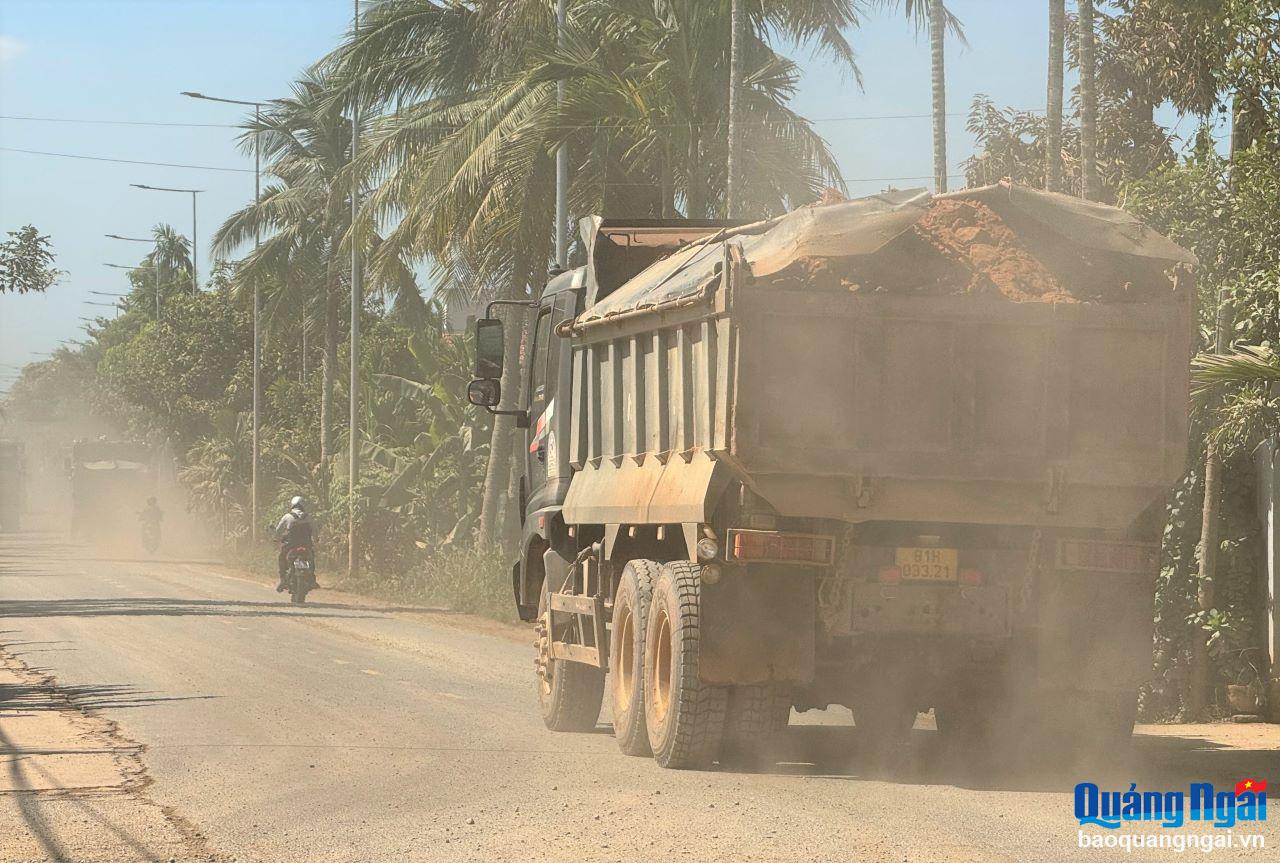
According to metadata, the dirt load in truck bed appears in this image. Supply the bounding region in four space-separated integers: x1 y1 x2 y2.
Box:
913 199 1070 302
771 196 1173 303
574 181 1198 328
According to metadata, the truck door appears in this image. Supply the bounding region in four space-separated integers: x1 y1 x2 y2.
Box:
524 290 579 520
525 303 555 506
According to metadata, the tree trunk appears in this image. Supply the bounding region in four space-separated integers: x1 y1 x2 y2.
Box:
494 308 530 551
1189 288 1231 719
1078 0 1098 200
929 0 947 194
477 281 526 548
686 127 705 218
726 0 743 218
1045 0 1065 192
661 140 674 218
501 421 524 553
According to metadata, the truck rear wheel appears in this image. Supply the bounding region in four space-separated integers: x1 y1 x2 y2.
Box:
722 683 792 765
535 572 606 732
610 559 661 756
644 561 728 769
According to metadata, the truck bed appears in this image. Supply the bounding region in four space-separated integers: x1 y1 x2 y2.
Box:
733 289 1193 528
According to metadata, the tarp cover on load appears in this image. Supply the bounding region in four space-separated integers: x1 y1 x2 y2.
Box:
575 181 1196 326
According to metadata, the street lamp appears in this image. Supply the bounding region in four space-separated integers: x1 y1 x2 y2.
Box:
106 234 162 320
129 184 203 296
182 89 266 544
104 261 161 320
84 299 123 319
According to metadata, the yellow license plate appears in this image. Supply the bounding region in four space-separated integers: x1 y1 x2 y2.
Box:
895 547 958 581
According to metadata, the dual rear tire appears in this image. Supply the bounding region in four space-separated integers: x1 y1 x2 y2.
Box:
642 561 730 769
536 558 792 770
609 559 661 755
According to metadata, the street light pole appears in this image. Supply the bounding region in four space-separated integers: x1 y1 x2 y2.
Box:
349 0 363 578
106 234 161 319
181 91 266 544
129 184 203 295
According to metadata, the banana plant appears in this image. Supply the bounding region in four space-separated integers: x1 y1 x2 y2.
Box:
362 303 492 547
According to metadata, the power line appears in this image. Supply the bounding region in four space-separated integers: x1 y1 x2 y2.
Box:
0 108 1045 133
0 146 253 174
0 114 237 129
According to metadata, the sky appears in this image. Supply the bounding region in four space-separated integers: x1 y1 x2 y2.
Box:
0 0 1197 386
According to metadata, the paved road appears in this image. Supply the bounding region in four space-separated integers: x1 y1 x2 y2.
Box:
2 533 1277 862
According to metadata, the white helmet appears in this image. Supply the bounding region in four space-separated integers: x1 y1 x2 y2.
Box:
290 495 306 511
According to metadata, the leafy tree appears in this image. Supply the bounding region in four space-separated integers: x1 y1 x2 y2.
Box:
1125 137 1280 718
331 0 959 547
95 274 252 446
1079 0 1099 198
0 225 62 294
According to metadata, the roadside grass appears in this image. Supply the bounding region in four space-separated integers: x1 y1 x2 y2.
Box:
233 543 517 623
377 546 516 623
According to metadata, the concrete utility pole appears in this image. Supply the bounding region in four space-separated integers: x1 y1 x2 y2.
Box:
349 0 363 578
181 91 266 544
726 0 743 218
555 0 568 270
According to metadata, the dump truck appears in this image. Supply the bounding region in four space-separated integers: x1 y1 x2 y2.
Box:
468 182 1197 769
67 438 155 545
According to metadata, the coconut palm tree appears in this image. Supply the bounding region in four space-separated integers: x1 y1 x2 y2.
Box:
146 224 192 284
329 0 870 544
929 0 947 192
1045 0 1065 192
880 1 963 193
1193 345 1280 392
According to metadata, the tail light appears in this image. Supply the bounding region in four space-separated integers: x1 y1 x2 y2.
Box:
877 566 901 584
959 568 984 586
727 530 835 565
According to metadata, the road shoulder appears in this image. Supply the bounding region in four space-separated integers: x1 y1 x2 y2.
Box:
0 648 221 863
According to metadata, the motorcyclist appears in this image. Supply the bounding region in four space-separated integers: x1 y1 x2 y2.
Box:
274 496 315 593
138 497 163 551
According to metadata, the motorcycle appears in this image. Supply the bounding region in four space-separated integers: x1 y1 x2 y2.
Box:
283 546 317 604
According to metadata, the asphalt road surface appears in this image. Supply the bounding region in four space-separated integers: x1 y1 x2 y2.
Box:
2 532 1277 862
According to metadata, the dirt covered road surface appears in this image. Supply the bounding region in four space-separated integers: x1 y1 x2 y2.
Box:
2 533 1276 862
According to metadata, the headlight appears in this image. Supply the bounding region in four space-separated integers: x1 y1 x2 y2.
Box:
696 537 719 560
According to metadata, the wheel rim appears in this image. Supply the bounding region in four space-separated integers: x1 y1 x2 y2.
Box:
537 610 555 700
616 602 636 712
649 604 673 726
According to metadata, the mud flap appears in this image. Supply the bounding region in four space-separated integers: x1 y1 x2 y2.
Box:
698 567 816 686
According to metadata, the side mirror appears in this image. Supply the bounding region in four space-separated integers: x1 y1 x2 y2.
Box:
467 378 501 407
474 318 505 379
